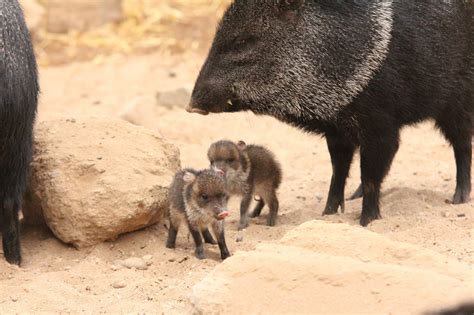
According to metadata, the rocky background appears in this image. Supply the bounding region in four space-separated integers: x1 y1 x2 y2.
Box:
0 1 472 313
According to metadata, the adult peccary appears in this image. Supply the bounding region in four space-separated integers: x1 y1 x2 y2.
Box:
0 0 39 264
186 0 473 226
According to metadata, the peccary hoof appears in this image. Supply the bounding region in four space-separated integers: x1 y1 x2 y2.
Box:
3 246 21 266
165 242 175 249
249 211 260 218
266 217 277 227
221 251 231 260
195 248 206 260
359 212 382 227
238 221 249 231
452 189 471 204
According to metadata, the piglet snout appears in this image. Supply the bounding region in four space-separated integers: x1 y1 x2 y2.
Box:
217 211 230 220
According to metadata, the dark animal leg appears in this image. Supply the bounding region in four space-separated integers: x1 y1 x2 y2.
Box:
2 198 22 265
348 184 363 200
323 134 356 215
250 199 265 218
187 222 205 259
437 111 472 204
202 228 217 245
359 130 399 226
238 192 253 230
212 221 230 260
165 223 178 249
264 191 279 227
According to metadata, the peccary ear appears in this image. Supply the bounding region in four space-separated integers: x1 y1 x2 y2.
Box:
183 171 196 184
237 140 247 151
278 0 305 11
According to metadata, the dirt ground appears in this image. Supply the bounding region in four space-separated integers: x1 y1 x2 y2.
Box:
0 50 472 313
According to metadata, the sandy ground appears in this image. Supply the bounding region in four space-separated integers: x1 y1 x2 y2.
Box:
0 51 472 313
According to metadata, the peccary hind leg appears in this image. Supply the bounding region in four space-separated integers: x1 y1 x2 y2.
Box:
2 198 21 265
202 228 217 245
437 112 472 204
359 129 399 226
250 199 265 218
323 134 356 215
348 184 363 200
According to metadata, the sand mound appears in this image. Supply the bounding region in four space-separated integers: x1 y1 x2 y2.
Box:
191 220 473 314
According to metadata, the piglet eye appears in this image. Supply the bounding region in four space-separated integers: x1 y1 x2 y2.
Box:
201 194 209 201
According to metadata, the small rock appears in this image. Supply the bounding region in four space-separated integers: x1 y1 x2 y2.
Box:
121 257 148 270
64 266 71 271
10 296 18 302
236 234 244 242
178 256 189 263
442 211 450 218
457 213 466 218
112 281 127 289
143 255 153 261
111 265 118 271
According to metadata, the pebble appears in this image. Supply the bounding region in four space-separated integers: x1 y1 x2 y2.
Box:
236 235 244 242
143 255 153 261
111 265 119 271
10 296 18 302
112 281 127 289
121 257 148 270
442 211 450 218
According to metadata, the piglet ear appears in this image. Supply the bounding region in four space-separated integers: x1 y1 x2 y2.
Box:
278 0 305 11
183 171 196 184
237 140 247 151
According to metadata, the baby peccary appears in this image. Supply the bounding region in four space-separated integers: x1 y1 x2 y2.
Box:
166 168 231 260
208 140 282 230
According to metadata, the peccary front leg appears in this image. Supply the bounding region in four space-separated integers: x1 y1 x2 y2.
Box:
2 198 21 265
238 192 253 230
212 220 230 260
323 134 356 215
359 130 399 226
187 223 205 259
202 228 217 245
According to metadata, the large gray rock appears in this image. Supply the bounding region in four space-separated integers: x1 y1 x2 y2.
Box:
23 117 180 247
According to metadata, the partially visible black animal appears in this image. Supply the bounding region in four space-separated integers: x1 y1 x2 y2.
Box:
187 0 473 226
425 302 474 315
0 0 39 264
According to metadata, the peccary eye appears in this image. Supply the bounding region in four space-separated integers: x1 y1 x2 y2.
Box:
201 194 209 201
228 158 235 163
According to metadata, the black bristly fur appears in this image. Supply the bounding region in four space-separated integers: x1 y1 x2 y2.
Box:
189 0 473 226
0 0 39 264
